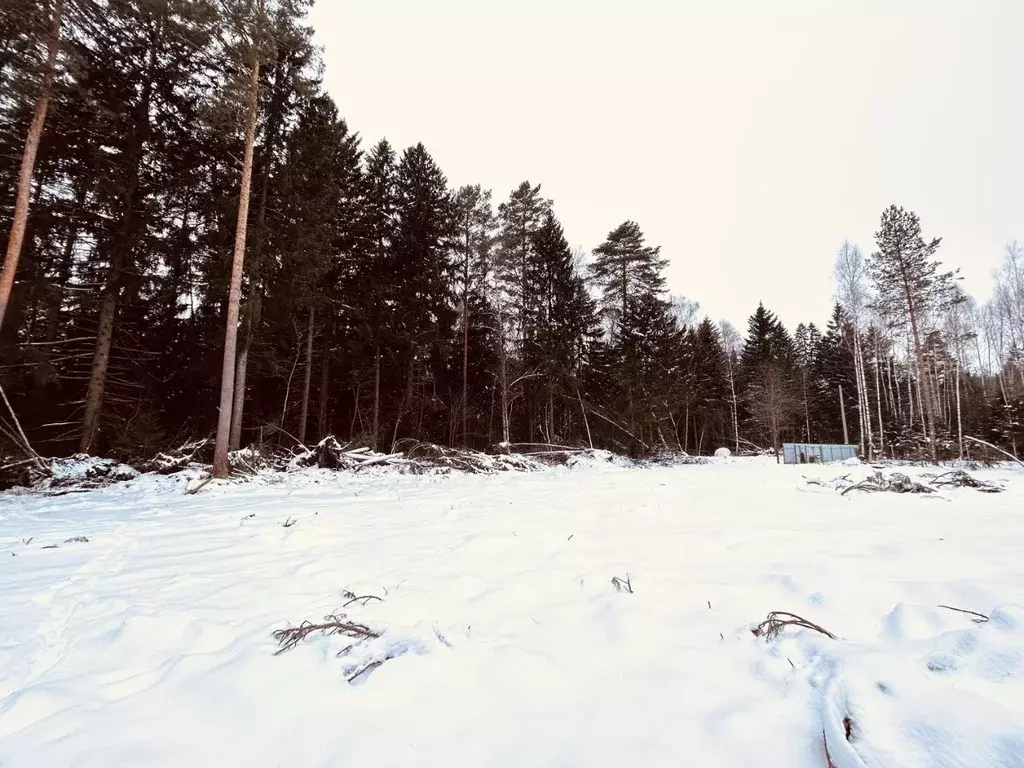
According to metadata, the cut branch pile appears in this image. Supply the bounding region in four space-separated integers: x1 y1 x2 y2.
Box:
751 611 836 641
840 471 936 496
929 470 1003 493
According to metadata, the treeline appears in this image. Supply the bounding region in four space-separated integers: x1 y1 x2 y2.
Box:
2 0 1022 463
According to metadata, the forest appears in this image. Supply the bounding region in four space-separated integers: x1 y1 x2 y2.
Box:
2 0 1023 470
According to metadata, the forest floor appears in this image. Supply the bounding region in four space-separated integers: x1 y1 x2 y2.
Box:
1 456 1023 767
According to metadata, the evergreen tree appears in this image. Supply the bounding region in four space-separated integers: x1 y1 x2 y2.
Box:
591 221 668 332
869 205 958 459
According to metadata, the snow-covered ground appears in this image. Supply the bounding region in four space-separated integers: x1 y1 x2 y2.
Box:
1 457 1023 767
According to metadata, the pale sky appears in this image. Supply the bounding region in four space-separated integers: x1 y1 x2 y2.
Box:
310 0 1023 331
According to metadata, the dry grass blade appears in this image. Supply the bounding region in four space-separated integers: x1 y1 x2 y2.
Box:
611 574 633 593
272 613 379 656
752 611 836 640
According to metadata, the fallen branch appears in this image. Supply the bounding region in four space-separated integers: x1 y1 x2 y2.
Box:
611 574 633 593
937 604 989 624
186 474 212 495
752 611 836 641
272 613 379 656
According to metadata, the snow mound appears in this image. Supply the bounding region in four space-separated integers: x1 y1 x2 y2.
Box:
758 602 1024 768
715 447 732 458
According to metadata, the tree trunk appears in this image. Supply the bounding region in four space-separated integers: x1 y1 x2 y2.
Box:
462 298 469 446
79 289 117 451
228 51 287 447
212 55 260 478
900 270 939 459
499 310 510 445
297 306 315 446
577 387 593 448
0 0 62 331
839 384 849 445
279 338 301 435
372 343 380 450
390 350 415 452
874 344 886 457
728 363 740 453
228 310 251 451
955 359 964 460
317 317 331 439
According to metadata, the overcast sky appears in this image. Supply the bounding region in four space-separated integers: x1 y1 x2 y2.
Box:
310 0 1022 331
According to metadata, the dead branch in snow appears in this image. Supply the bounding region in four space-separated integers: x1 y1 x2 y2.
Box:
272 613 379 655
752 611 836 641
937 604 989 624
611 574 633 593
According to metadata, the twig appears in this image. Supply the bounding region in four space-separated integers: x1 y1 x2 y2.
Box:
937 604 989 623
752 611 836 640
342 594 382 608
347 659 383 682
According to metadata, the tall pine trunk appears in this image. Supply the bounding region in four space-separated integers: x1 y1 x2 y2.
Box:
229 51 287 448
0 0 62 331
297 306 315 445
212 56 260 478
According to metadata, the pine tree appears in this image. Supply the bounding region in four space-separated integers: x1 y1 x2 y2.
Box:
869 205 958 460
591 221 668 332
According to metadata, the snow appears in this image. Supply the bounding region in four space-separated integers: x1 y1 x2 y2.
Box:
1 458 1023 767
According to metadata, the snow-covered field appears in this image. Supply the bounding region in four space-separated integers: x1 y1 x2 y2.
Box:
1 457 1023 767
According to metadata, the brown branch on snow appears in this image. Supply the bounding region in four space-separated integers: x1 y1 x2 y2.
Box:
272 613 379 656
751 611 836 640
611 574 633 593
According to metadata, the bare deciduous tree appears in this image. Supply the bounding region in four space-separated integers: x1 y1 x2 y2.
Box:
746 363 801 462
